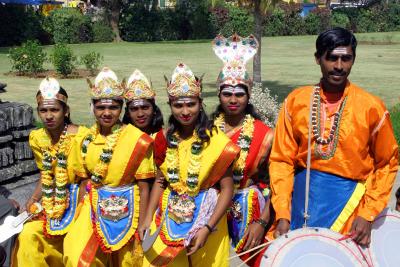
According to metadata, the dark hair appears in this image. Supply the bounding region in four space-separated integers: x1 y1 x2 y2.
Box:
212 84 263 121
122 98 164 135
36 86 72 124
315 27 357 59
166 98 214 148
396 187 400 200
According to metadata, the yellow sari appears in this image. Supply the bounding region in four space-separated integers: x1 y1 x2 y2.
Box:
63 124 154 267
14 126 90 267
143 129 239 267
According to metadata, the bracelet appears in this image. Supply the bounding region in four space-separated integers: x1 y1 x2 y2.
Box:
254 218 269 229
204 224 213 233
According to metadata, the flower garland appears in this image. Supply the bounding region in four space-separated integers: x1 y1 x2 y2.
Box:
214 113 255 186
311 86 347 160
165 133 203 196
41 124 70 221
81 123 122 188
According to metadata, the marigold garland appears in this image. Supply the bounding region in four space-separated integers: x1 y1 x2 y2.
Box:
214 113 255 186
165 133 203 196
81 123 122 188
41 124 70 221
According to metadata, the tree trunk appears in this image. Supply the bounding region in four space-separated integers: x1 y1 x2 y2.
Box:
110 0 122 42
253 0 263 83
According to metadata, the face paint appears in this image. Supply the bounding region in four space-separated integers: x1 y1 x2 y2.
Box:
41 99 59 108
175 97 194 104
130 99 146 107
221 86 246 94
100 99 113 104
331 47 348 55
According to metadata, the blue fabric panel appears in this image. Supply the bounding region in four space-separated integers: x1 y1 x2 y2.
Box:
228 190 250 247
291 169 356 230
49 183 79 231
164 191 207 239
96 186 134 245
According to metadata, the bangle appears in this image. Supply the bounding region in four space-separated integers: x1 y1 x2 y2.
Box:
204 224 213 233
254 218 269 229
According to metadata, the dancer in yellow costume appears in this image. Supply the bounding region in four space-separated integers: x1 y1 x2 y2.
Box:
63 68 154 266
122 69 164 180
142 63 240 267
14 78 89 267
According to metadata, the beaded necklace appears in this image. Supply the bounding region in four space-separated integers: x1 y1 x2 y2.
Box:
214 113 255 186
311 86 347 160
81 123 123 188
165 132 203 196
41 123 69 220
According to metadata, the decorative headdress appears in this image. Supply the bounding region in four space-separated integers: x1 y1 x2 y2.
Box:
165 63 202 99
212 34 259 90
123 69 155 102
36 77 67 104
87 67 124 99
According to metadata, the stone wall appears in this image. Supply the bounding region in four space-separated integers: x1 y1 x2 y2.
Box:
0 101 38 204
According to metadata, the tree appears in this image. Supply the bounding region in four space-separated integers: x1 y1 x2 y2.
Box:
211 0 279 83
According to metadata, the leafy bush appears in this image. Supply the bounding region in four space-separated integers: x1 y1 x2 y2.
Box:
50 43 76 76
264 8 286 36
45 8 93 44
210 4 253 37
8 40 46 75
80 52 103 75
304 8 331 35
0 6 45 46
330 12 350 29
120 5 180 41
92 21 114 43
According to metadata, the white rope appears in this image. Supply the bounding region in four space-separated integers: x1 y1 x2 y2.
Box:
303 87 315 228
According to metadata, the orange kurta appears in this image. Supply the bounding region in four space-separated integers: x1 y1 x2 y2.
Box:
270 81 398 226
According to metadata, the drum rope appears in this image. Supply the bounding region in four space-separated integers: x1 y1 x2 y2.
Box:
303 89 314 227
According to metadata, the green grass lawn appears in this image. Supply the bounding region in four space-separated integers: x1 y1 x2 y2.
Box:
1 32 399 125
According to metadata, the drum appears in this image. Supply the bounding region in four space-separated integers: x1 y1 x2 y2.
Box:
259 228 370 267
367 208 400 267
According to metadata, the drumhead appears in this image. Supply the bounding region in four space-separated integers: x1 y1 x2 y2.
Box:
369 208 400 267
260 228 368 267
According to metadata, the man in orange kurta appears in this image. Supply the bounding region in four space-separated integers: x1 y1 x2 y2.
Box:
269 27 398 246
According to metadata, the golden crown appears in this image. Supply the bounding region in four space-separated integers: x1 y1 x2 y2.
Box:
124 69 155 101
36 77 67 104
166 63 201 98
87 67 124 99
212 34 259 89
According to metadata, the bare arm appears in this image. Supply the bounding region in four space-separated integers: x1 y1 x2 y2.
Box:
24 178 42 211
187 167 234 256
137 179 150 240
139 170 165 240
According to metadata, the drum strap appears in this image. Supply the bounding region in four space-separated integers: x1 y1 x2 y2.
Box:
303 88 315 227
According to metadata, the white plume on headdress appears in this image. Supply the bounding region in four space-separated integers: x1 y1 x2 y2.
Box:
128 69 151 87
39 77 60 100
212 34 259 65
95 67 118 86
